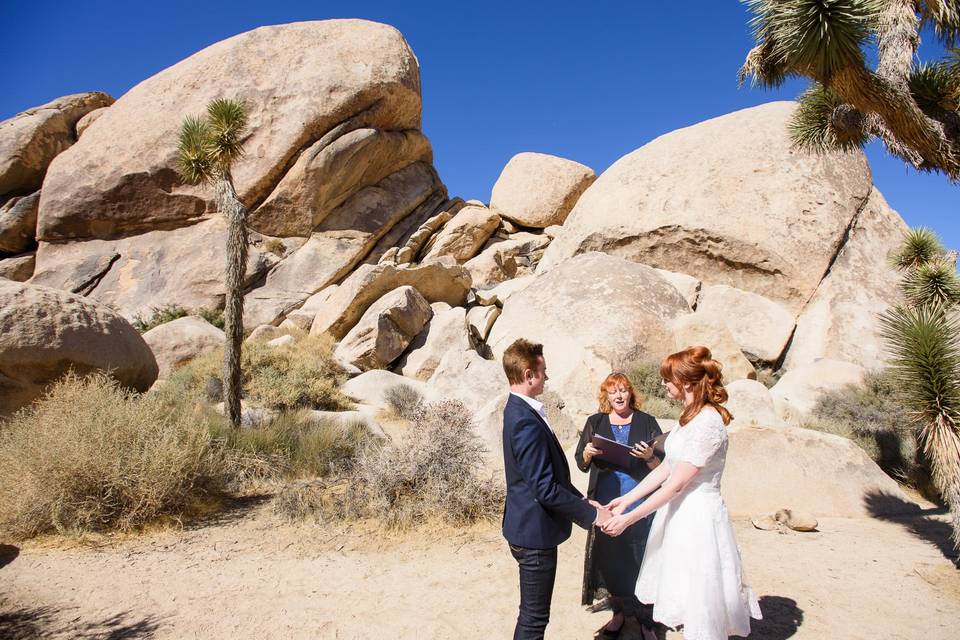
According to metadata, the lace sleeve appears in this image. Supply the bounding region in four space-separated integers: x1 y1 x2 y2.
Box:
677 413 726 467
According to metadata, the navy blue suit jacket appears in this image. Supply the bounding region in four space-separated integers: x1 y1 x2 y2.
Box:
501 393 597 549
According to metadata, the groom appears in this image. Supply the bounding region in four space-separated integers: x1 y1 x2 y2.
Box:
501 338 611 640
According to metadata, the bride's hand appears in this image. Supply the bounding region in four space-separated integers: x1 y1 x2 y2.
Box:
604 496 624 512
601 513 632 537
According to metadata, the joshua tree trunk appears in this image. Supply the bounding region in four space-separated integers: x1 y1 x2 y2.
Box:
924 414 960 550
216 170 248 429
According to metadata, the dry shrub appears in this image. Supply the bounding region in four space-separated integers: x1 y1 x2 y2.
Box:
803 369 929 489
0 373 227 538
164 332 351 411
383 383 424 420
755 366 783 389
132 304 224 333
625 360 681 419
273 478 354 522
348 400 504 529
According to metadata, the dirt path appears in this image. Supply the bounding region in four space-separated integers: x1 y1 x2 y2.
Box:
1 500 957 640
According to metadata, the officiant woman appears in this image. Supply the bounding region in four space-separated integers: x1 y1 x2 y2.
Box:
575 372 662 639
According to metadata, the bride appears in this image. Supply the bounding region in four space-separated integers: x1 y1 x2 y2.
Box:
601 346 761 639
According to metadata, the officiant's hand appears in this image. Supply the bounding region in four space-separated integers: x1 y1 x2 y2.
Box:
629 441 654 460
601 512 633 537
583 442 603 463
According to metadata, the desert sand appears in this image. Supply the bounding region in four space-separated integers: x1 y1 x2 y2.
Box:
1 497 957 640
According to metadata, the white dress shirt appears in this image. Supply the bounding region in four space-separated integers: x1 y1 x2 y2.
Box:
510 392 555 435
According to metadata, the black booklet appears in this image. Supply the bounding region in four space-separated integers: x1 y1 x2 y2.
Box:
590 433 635 468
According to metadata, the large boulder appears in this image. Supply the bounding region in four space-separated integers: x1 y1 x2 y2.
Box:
784 189 908 370
37 21 425 242
669 314 757 382
397 303 470 380
30 217 276 321
311 258 471 339
142 315 225 379
489 152 596 228
420 205 500 264
487 252 689 421
723 425 915 517
464 232 551 289
0 191 39 254
0 92 113 199
539 102 872 314
0 252 35 282
0 280 158 415
695 284 795 363
725 378 785 430
341 369 439 410
770 359 866 424
334 285 433 371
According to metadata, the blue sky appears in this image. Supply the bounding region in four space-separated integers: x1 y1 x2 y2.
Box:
3 1 956 247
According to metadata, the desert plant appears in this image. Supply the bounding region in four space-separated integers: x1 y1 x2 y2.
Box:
755 366 783 389
740 0 960 181
889 227 947 270
625 360 682 419
347 400 504 529
132 304 225 333
805 369 922 482
176 97 250 428
261 237 286 257
0 373 228 538
383 383 425 420
162 332 351 412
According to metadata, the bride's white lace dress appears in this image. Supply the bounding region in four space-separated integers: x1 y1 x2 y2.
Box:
635 407 761 639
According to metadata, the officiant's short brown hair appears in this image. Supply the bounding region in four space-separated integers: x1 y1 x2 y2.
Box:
502 338 544 384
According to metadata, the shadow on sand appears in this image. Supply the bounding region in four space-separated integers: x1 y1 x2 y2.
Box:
736 595 803 640
0 544 20 569
0 604 161 640
864 490 959 567
181 493 272 530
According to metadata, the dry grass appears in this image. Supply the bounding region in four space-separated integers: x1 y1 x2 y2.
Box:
625 360 682 419
0 373 228 539
164 332 351 412
132 304 224 333
383 383 424 420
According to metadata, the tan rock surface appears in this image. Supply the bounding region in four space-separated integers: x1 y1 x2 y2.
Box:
0 92 113 198
311 258 471 339
725 378 785 430
420 205 500 264
784 189 908 371
334 285 433 370
489 152 595 228
397 303 470 380
670 314 756 382
37 20 423 242
142 316 225 379
74 106 109 137
724 425 914 517
538 102 872 313
0 191 39 253
0 252 35 282
464 232 550 289
340 368 439 409
696 284 795 363
770 359 866 424
653 268 701 309
487 253 689 421
0 280 158 415
282 285 338 331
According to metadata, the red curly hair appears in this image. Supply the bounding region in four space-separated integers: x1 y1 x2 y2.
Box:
660 346 733 426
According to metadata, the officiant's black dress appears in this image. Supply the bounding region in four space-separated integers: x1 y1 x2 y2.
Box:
575 411 662 616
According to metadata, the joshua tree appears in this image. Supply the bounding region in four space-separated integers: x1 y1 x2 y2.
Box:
739 0 960 181
880 227 960 550
176 99 249 428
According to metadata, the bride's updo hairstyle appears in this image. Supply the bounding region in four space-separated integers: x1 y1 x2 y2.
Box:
659 346 733 427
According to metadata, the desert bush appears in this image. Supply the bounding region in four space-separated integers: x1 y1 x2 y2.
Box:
755 366 782 389
261 237 286 257
384 383 424 420
344 400 503 529
163 332 351 412
624 360 681 419
803 369 927 487
0 373 228 538
132 304 224 333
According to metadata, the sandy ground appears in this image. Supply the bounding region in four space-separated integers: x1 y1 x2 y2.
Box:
1 499 958 640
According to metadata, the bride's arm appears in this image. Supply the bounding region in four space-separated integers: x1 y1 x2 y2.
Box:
602 462 701 536
604 460 671 513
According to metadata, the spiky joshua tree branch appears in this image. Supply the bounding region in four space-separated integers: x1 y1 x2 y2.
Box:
740 0 960 181
176 98 249 428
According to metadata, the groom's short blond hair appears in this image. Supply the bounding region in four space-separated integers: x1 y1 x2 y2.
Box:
502 339 543 385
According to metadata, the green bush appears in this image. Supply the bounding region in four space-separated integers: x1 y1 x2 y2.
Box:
624 360 681 419
0 373 228 538
133 304 224 332
803 369 929 488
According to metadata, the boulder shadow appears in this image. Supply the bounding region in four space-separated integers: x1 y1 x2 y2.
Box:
0 605 161 640
734 595 803 640
0 544 20 569
181 493 272 530
864 490 959 566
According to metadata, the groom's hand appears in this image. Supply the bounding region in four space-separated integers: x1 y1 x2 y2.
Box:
594 506 612 527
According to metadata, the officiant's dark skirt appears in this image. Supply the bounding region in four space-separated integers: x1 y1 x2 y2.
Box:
581 514 652 614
